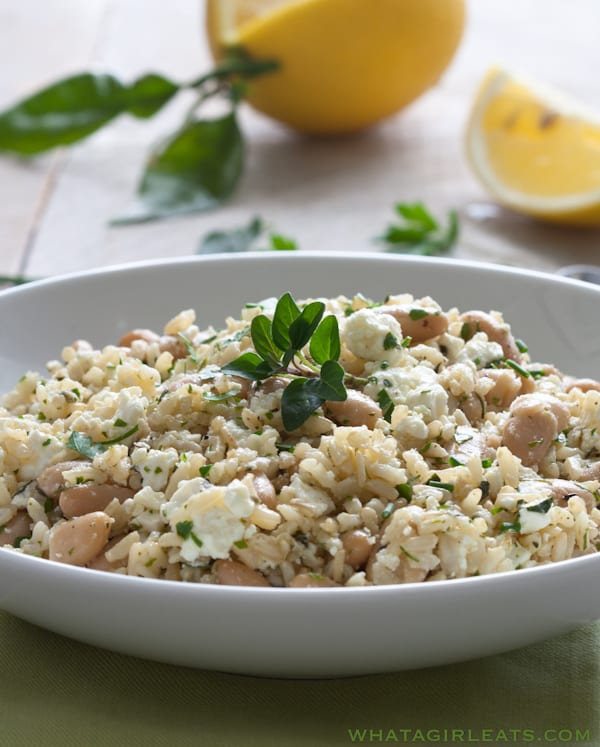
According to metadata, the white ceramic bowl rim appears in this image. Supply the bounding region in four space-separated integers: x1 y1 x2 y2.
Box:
3 542 600 597
1 251 597 300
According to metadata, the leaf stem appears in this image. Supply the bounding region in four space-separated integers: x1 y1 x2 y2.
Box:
187 56 279 90
295 351 320 374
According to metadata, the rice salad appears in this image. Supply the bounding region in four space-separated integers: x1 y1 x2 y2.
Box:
1 291 599 588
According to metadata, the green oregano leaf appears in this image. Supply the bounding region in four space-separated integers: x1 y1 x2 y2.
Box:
251 314 283 366
317 360 347 401
281 378 323 431
288 301 325 351
309 315 341 365
272 293 301 351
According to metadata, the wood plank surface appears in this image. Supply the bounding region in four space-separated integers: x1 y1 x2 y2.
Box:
0 0 598 278
0 0 109 274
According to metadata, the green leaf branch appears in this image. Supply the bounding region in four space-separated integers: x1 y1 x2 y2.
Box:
221 292 347 431
0 49 278 223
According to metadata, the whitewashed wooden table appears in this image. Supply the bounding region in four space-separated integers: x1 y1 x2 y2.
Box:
0 0 599 280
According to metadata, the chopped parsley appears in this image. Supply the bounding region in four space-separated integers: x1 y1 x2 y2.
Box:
66 425 139 458
383 332 398 350
396 483 413 502
505 359 530 378
515 338 529 353
177 333 202 365
202 390 239 402
377 389 394 422
382 502 395 520
399 545 419 562
427 479 454 492
175 520 203 548
525 498 553 514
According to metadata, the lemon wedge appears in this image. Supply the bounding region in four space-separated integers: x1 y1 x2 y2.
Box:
466 68 600 227
206 0 465 135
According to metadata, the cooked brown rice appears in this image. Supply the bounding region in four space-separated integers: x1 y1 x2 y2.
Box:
1 292 599 587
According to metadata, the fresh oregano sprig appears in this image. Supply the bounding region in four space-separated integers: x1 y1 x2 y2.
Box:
222 292 347 431
0 49 278 224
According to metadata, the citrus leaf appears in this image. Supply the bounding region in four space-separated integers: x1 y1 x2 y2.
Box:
126 73 180 119
0 73 179 155
113 111 244 224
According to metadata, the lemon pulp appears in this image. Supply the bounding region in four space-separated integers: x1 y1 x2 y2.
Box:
466 68 600 227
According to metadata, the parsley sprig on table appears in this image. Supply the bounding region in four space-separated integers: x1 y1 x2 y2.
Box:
222 293 347 431
379 201 459 256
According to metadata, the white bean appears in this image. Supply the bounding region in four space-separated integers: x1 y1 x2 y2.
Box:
341 530 372 570
59 484 134 519
213 559 270 587
288 573 339 588
0 511 31 547
37 460 89 498
324 390 382 429
380 305 448 343
459 311 521 362
48 511 114 566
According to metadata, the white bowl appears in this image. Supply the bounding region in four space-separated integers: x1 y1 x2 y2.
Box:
1 253 599 677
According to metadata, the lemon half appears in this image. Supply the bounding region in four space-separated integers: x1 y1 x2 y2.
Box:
206 0 466 135
466 68 600 227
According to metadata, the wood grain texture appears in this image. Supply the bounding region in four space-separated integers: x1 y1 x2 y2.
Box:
0 0 109 274
0 0 598 278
